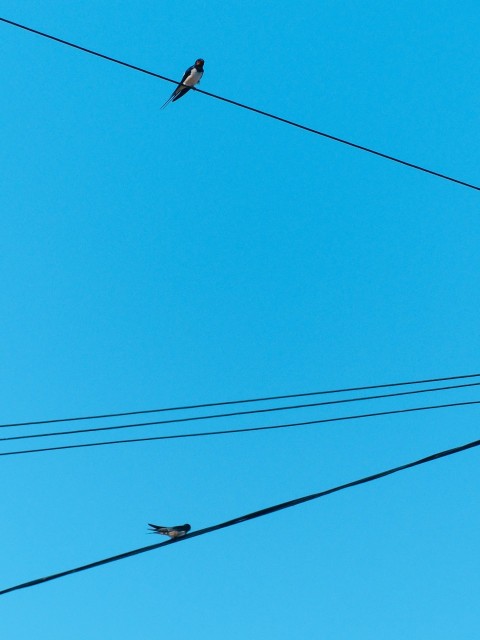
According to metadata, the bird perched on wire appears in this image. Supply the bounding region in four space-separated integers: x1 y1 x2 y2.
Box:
161 59 205 109
148 523 192 538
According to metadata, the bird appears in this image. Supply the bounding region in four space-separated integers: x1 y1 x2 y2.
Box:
161 59 205 109
148 523 192 538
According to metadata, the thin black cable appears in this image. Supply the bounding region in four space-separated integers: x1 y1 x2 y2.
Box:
1 381 479 443
1 16 478 192
2 429 480 596
3 372 480 429
2 398 479 458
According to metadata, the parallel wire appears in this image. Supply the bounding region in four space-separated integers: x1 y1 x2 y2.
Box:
1 16 479 192
2 372 480 429
2 430 480 596
1 381 479 443
2 398 479 457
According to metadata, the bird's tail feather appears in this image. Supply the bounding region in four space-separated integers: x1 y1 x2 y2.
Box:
161 95 174 110
148 523 168 532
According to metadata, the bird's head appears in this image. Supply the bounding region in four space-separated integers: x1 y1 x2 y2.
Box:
183 524 192 532
195 59 204 69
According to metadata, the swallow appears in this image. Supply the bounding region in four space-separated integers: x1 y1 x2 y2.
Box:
161 59 204 109
148 523 191 538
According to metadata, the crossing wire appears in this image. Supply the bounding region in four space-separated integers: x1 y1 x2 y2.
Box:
1 17 479 192
1 380 479 443
2 398 479 457
2 429 480 596
2 372 480 430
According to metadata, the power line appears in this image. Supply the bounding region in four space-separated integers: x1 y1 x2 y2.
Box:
2 398 479 458
2 372 479 429
2 429 480 596
1 381 478 443
1 16 479 192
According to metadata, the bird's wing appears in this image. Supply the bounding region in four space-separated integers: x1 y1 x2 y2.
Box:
161 63 201 108
179 66 194 84
161 67 194 109
171 86 192 103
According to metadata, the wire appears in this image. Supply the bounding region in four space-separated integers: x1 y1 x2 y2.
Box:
2 371 480 429
2 429 480 596
1 16 479 192
2 398 479 458
1 381 478 443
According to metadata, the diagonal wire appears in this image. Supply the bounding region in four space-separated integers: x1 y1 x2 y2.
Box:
1 381 479 442
2 372 480 429
2 429 480 596
1 16 479 192
1 398 479 458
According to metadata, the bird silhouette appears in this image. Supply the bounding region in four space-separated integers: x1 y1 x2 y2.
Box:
147 523 191 538
161 59 204 109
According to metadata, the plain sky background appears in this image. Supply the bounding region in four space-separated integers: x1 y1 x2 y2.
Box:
1 1 480 637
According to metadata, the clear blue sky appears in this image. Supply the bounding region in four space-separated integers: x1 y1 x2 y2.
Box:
1 1 480 637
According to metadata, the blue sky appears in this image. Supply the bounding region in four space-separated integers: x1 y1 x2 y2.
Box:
1 1 479 637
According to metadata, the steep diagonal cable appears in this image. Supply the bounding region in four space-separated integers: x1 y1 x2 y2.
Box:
1 16 478 192
1 381 479 443
2 398 479 457
2 430 480 596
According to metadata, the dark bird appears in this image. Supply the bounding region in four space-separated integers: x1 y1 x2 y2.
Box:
148 523 191 538
161 59 205 109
